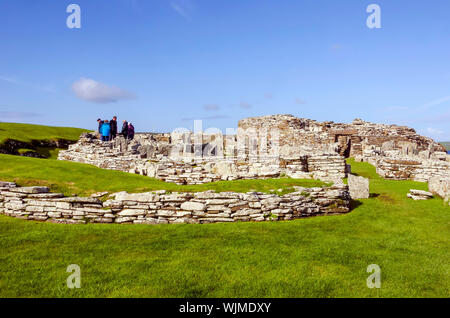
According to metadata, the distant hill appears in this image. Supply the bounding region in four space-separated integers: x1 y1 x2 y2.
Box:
440 142 450 151
0 122 90 158
0 122 90 144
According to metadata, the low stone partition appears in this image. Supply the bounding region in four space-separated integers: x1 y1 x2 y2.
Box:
370 156 450 182
0 181 351 225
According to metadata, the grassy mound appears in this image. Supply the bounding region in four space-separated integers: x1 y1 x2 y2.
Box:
0 154 326 196
0 122 90 145
0 158 449 297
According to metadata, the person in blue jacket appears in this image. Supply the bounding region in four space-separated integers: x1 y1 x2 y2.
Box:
101 120 111 142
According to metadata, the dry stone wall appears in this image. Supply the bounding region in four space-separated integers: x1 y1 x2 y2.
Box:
0 181 351 224
370 156 450 182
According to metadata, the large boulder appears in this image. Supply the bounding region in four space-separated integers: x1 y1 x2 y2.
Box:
348 174 369 199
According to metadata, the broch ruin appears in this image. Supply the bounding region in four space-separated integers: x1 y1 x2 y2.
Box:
58 114 449 184
1 114 449 225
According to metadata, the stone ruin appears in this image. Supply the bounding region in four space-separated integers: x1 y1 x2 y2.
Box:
3 114 449 226
58 114 449 187
0 181 351 224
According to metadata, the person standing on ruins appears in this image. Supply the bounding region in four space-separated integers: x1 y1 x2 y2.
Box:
128 122 135 140
101 120 111 142
110 116 118 140
121 120 128 139
97 118 103 139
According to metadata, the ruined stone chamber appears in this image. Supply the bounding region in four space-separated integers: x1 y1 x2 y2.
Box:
57 115 352 185
0 182 351 225
58 114 449 186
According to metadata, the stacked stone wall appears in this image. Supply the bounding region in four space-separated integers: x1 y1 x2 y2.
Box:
0 181 351 225
371 156 450 182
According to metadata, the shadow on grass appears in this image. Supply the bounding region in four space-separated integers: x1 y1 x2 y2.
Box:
350 199 363 210
370 193 380 198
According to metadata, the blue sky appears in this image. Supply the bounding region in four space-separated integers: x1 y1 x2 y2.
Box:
0 0 449 141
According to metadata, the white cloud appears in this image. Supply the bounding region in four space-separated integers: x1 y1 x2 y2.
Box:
0 75 55 93
421 127 449 142
203 104 220 111
181 115 229 121
0 76 20 85
72 78 135 103
418 96 450 110
330 43 343 50
426 127 443 135
240 101 252 109
0 111 41 120
170 2 191 20
295 98 306 105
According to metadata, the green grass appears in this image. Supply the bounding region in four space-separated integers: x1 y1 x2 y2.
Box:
17 148 34 154
0 154 326 196
0 122 90 145
0 157 449 298
440 142 450 151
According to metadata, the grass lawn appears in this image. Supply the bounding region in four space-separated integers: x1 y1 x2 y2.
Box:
0 157 449 297
0 122 90 145
0 154 326 196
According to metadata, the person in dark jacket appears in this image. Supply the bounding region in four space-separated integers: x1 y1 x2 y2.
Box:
121 120 128 139
110 116 118 140
97 118 102 138
128 122 135 140
101 120 111 142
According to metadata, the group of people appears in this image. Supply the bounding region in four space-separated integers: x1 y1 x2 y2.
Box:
97 116 135 142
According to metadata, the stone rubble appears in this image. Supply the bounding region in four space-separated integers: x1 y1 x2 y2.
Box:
407 189 434 201
0 182 351 225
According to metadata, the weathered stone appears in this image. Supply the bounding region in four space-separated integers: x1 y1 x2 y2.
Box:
25 206 44 213
348 174 369 199
56 202 71 209
114 192 158 202
27 193 64 199
409 189 433 197
117 209 146 217
180 201 206 211
0 182 16 188
428 176 449 200
10 186 49 194
56 197 102 204
407 189 433 201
